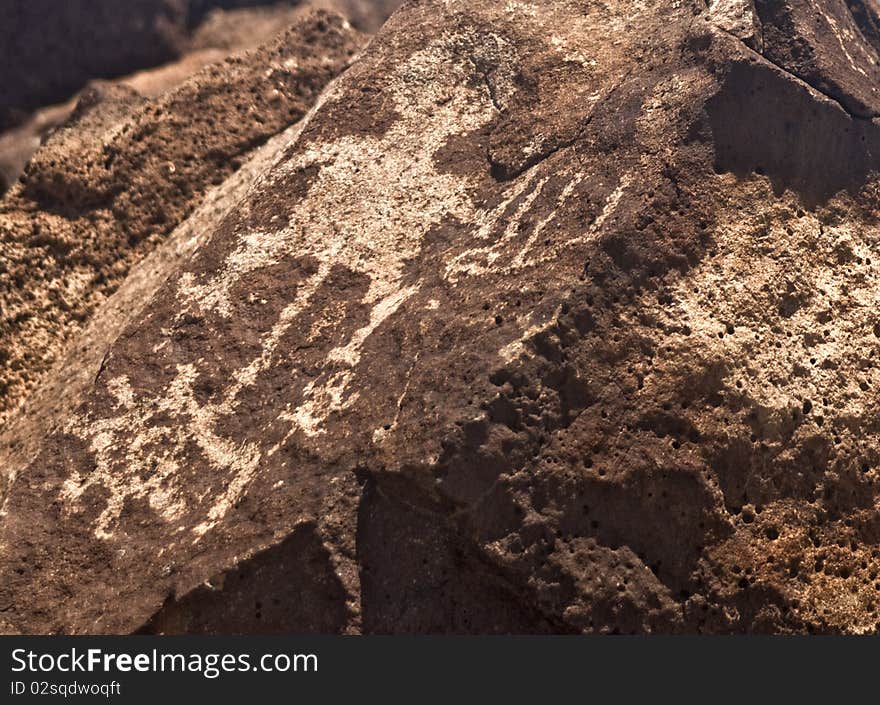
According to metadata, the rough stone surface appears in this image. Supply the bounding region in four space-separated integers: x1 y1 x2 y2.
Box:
0 11 364 429
4 0 880 635
709 0 764 50
0 2 342 197
0 1 384 132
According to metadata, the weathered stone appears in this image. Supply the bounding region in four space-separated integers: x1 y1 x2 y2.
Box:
0 11 364 429
709 0 764 50
3 0 880 635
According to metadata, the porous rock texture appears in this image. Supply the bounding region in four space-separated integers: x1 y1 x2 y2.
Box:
0 1 394 196
0 11 364 429
3 0 880 635
0 0 401 136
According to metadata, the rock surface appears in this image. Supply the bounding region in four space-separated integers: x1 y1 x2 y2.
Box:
0 1 393 195
4 0 880 634
0 11 364 431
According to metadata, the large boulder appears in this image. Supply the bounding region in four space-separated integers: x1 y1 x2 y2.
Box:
3 0 880 634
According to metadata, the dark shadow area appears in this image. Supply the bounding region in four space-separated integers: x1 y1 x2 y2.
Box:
707 59 880 206
356 477 567 634
138 523 353 634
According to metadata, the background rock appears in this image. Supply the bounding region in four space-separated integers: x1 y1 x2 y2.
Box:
754 0 880 118
0 0 191 132
0 11 364 429
314 0 403 31
0 0 402 196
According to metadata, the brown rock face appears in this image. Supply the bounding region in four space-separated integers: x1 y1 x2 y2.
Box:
0 11 364 429
0 1 398 196
3 0 880 635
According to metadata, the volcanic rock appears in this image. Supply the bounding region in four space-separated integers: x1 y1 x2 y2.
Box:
3 0 880 635
0 11 363 429
0 1 380 196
